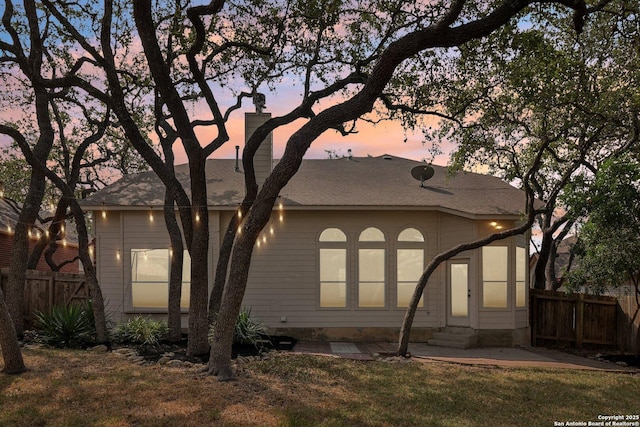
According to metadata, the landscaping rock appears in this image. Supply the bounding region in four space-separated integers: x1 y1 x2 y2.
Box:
113 348 137 356
128 356 145 363
88 345 109 353
166 359 185 368
193 364 208 374
157 356 172 365
616 361 629 367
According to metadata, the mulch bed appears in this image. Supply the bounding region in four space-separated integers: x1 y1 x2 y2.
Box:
133 334 297 364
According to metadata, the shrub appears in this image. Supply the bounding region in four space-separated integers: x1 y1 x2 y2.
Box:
209 307 267 348
111 316 168 346
34 303 95 348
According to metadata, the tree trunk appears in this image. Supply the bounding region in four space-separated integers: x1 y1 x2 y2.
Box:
165 191 184 343
534 220 553 290
186 158 210 356
208 231 255 381
6 170 47 336
0 287 25 374
68 198 109 344
545 242 558 290
209 210 241 321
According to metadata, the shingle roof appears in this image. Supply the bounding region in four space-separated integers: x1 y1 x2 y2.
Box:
82 155 527 217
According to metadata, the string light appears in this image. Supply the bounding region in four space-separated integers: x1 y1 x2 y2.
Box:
62 238 67 247
262 235 266 244
116 251 121 261
270 226 274 235
237 210 242 220
28 229 32 238
149 208 154 222
237 226 242 234
195 212 200 222
7 225 11 233
45 230 49 238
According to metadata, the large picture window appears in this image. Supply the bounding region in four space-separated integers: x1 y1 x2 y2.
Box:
482 246 508 308
131 248 191 309
358 227 385 307
319 228 347 308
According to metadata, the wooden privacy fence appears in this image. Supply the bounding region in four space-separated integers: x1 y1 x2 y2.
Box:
0 268 88 328
530 289 618 349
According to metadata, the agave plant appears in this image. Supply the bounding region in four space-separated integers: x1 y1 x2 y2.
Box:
209 307 268 349
34 303 95 348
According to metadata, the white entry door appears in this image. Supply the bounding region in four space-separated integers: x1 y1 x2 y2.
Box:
447 260 470 327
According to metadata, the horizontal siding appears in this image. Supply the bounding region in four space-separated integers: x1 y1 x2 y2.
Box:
94 208 527 333
515 309 528 328
242 210 446 329
477 310 515 329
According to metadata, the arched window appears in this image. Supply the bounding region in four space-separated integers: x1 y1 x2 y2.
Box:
358 227 386 307
319 228 347 307
397 228 425 307
319 228 347 242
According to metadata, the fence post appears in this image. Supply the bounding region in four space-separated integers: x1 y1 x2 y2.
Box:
531 291 538 347
575 293 584 349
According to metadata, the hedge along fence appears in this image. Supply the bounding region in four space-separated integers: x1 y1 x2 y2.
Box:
530 289 640 353
0 268 88 329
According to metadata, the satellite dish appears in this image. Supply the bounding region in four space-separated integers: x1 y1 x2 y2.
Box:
411 165 435 188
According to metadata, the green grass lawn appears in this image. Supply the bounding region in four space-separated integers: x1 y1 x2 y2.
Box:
1 348 638 426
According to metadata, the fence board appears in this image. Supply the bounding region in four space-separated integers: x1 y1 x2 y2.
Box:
530 289 618 349
0 268 88 329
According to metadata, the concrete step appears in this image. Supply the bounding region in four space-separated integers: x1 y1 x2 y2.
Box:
428 327 477 349
432 332 471 343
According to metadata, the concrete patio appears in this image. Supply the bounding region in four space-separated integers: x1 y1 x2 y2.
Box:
292 341 639 372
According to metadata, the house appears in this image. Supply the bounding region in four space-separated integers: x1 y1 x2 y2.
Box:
0 198 80 273
81 113 530 347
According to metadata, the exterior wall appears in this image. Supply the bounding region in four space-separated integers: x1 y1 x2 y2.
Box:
0 232 80 273
474 221 530 333
239 210 443 332
94 210 220 324
94 207 529 342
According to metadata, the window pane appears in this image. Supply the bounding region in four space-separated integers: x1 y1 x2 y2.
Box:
319 228 347 242
320 282 346 307
451 263 468 316
516 281 526 308
397 249 423 281
398 228 424 242
482 246 508 281
359 227 385 242
484 282 508 308
397 282 423 308
131 249 169 282
359 282 385 307
181 251 192 283
359 249 385 281
181 282 190 309
320 249 346 281
516 247 526 281
132 282 168 308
